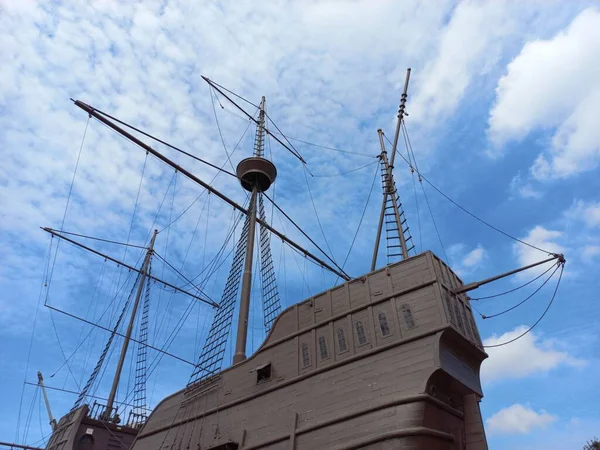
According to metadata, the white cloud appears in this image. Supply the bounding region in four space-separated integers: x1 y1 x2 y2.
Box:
447 243 488 277
486 403 557 435
582 245 600 262
481 326 585 383
513 226 565 279
488 7 600 178
566 200 600 228
509 173 543 199
463 244 487 268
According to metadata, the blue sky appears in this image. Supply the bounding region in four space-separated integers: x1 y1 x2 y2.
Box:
1 1 599 448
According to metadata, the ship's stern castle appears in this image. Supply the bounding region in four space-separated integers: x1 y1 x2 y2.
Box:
134 251 488 450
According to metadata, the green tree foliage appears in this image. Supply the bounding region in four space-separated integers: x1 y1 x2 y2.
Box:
584 438 600 450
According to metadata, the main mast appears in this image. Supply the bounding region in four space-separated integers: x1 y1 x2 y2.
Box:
233 96 276 364
102 229 158 422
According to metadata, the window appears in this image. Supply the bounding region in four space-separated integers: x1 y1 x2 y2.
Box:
461 304 475 340
256 363 271 383
402 304 416 329
454 302 464 332
337 328 348 353
301 342 310 368
468 313 481 343
445 295 456 324
76 435 94 450
356 321 367 345
378 312 390 336
318 336 329 359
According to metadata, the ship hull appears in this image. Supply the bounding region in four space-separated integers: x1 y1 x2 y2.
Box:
133 252 488 450
44 405 138 450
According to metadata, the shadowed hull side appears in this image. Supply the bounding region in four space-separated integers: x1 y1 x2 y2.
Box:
133 252 489 450
45 405 138 450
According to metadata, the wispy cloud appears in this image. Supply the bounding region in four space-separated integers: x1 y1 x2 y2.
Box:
481 326 585 383
487 403 557 435
488 7 600 178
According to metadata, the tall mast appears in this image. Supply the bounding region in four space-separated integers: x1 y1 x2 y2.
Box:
37 371 57 431
102 229 158 422
233 96 275 364
371 69 412 271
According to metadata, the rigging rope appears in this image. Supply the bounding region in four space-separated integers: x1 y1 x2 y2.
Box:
82 102 237 179
262 192 348 278
266 128 375 158
339 162 380 276
471 262 558 300
311 160 378 177
411 167 423 253
388 132 449 264
47 230 148 249
16 238 53 443
483 262 564 348
399 122 554 255
477 262 560 320
302 164 338 265
38 116 91 401
158 108 256 233
264 112 307 163
209 86 237 172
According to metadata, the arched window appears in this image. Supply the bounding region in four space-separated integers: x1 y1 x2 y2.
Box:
445 295 456 324
337 328 347 353
356 321 367 345
454 302 464 332
402 304 416 329
319 336 329 359
76 434 94 450
378 312 390 336
301 342 310 368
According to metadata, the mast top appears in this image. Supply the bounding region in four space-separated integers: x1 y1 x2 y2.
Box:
236 95 276 193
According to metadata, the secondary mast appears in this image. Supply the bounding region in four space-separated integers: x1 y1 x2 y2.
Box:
37 371 57 431
102 229 158 423
371 68 413 270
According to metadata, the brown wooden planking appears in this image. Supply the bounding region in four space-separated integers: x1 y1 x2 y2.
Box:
133 252 488 450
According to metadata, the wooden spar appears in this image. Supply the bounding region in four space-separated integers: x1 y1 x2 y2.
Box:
37 371 57 431
72 99 350 281
103 230 157 422
42 227 219 308
371 69 411 271
380 130 408 260
202 76 307 164
390 68 411 168
453 254 565 295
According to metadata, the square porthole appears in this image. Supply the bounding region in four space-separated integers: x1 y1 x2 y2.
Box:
256 363 272 383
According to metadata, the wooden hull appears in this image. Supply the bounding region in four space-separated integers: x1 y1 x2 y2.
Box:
132 252 489 450
44 405 138 450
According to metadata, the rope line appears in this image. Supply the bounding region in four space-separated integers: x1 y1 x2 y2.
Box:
312 160 378 177
471 262 558 300
47 229 148 249
268 129 375 158
209 86 236 172
478 262 560 319
262 193 348 278
82 101 237 178
159 107 256 233
302 164 337 265
339 162 380 274
387 132 449 263
399 122 553 255
483 263 564 348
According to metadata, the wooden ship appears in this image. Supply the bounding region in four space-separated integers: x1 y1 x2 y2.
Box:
12 70 564 450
